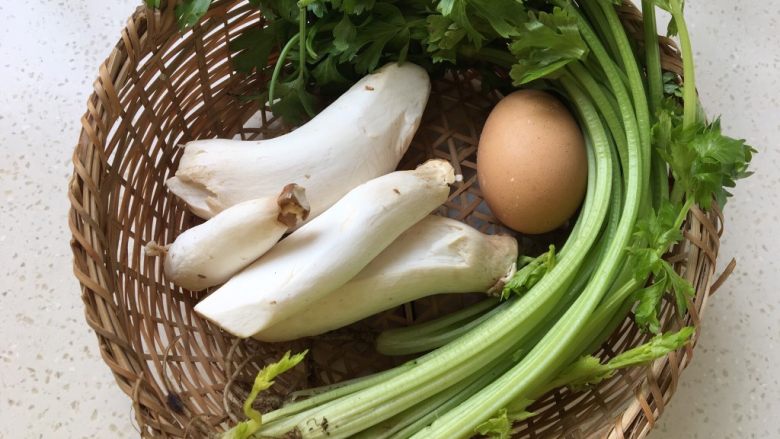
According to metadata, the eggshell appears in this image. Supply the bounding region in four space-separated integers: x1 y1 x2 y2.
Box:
477 90 587 235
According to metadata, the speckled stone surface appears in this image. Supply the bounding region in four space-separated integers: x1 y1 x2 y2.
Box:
0 1 777 438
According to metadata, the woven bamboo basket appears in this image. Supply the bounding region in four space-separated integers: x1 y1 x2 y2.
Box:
69 1 732 437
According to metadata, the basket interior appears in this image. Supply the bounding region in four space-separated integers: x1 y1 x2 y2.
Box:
70 1 717 437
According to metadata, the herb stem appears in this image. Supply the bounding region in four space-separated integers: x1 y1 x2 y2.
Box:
299 4 307 76
642 0 664 116
641 0 671 206
672 3 697 128
268 33 301 105
376 301 506 356
459 46 516 68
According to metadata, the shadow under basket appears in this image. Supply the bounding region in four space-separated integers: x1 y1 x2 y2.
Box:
69 1 729 438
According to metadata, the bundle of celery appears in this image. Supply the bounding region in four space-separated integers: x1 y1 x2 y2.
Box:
159 0 754 437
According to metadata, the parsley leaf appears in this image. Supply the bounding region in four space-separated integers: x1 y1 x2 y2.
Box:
271 76 318 125
311 54 351 86
335 0 378 15
331 3 415 73
509 6 589 85
255 0 301 23
468 0 528 40
229 22 287 73
438 0 527 49
333 14 357 52
437 0 483 47
175 0 212 30
425 15 467 64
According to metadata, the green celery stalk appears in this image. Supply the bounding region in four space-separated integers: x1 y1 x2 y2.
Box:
375 299 501 355
593 0 653 213
409 67 638 438
642 0 664 115
671 3 697 128
568 63 629 178
376 302 508 356
578 0 623 69
354 353 512 439
641 0 671 207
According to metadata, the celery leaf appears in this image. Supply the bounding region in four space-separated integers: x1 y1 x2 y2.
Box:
502 246 557 300
658 117 756 210
509 6 589 85
222 350 307 439
475 400 535 439
550 328 694 391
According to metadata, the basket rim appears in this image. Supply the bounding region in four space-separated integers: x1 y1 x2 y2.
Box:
67 1 728 437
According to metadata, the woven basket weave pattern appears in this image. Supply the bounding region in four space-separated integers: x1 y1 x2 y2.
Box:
68 1 725 437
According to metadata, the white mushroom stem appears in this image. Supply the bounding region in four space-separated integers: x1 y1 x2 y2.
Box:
166 62 431 221
159 184 309 291
252 216 518 342
194 160 456 338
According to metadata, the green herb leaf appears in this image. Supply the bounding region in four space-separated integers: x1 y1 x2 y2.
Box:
475 409 512 439
254 0 301 23
653 0 684 36
437 0 483 47
662 72 683 97
632 201 683 256
506 398 535 422
425 15 467 64
659 117 755 209
468 0 528 40
346 4 411 73
551 355 610 391
324 0 378 15
222 351 307 439
333 14 357 51
175 0 212 30
272 76 318 125
145 0 161 8
229 22 284 73
438 0 527 48
633 276 667 334
305 0 329 18
550 328 694 391
608 326 694 368
475 400 535 439
311 54 351 85
625 200 695 332
663 262 695 317
509 6 589 85
502 246 557 300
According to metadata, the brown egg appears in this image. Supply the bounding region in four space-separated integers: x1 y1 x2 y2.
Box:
477 90 588 235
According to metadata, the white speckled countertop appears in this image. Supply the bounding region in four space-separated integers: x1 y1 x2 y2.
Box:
0 1 777 438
